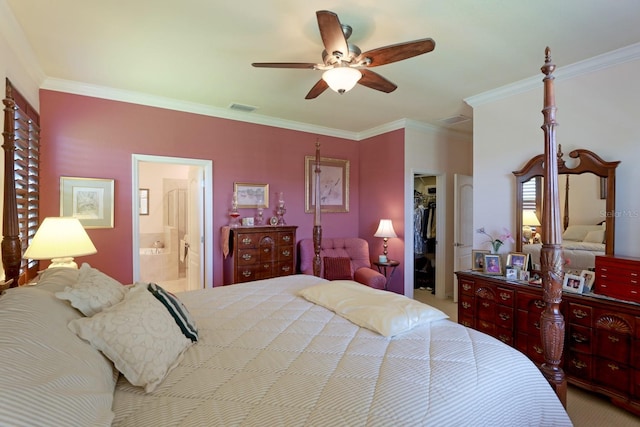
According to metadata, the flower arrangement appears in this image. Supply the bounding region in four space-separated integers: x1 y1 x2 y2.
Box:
476 227 514 253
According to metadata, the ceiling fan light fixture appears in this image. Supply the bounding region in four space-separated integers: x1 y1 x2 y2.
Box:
322 67 362 94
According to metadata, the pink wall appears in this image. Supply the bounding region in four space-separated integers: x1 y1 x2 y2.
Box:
39 90 371 286
358 130 406 293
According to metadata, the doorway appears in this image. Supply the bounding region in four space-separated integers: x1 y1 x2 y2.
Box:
132 154 214 290
413 174 438 293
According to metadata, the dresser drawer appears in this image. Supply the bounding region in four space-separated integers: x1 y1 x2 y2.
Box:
566 351 593 380
237 249 259 266
278 245 294 261
567 302 593 327
496 287 515 307
277 232 295 246
568 324 592 354
459 293 474 316
495 306 514 330
459 279 475 296
595 357 630 395
237 233 262 249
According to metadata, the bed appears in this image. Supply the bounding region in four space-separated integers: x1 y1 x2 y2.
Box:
523 224 606 272
0 55 572 426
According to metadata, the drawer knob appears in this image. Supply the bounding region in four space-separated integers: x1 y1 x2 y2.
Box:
607 363 620 371
534 321 540 330
282 250 291 256
500 292 511 301
534 300 545 309
571 333 588 343
462 284 472 291
572 359 587 369
282 235 291 242
499 313 510 321
242 253 252 260
263 248 271 253
533 345 543 354
242 270 252 277
573 309 588 319
461 302 471 309
242 237 252 245
482 302 490 308
282 265 291 272
608 335 620 344
498 334 510 343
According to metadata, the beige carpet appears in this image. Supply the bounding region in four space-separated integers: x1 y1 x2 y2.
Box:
413 288 640 426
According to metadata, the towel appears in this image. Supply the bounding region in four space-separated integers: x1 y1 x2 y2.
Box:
221 226 231 258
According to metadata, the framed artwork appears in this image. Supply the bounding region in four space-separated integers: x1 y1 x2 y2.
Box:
304 155 349 213
483 254 502 275
505 268 518 280
234 182 269 208
139 189 149 215
60 176 114 229
580 269 596 293
562 273 585 293
506 252 529 270
472 249 490 271
519 270 531 281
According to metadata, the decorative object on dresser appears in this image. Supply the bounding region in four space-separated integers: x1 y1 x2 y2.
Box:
595 255 640 303
222 225 297 285
275 192 287 225
456 270 640 416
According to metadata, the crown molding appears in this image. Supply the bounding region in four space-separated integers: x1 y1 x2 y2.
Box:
465 42 640 107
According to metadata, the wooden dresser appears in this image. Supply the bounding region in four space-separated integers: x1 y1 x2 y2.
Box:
223 226 297 285
456 269 640 415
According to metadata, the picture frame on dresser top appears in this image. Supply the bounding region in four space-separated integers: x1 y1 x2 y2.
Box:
506 252 529 271
580 270 595 293
483 254 502 275
304 155 349 213
234 183 269 209
472 250 490 271
562 273 584 293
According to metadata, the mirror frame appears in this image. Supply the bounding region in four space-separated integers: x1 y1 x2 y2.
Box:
513 148 619 255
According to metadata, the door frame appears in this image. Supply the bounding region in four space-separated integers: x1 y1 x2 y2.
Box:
131 154 214 288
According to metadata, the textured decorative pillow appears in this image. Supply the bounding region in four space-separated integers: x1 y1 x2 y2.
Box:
562 225 602 242
68 283 193 393
148 283 198 342
323 256 353 280
299 280 449 336
56 263 126 316
0 287 117 426
583 229 605 243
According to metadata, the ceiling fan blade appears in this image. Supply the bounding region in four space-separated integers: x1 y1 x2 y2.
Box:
252 62 318 69
357 38 435 67
316 10 349 60
358 69 397 93
305 79 329 99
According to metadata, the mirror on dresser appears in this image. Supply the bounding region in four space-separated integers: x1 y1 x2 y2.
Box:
513 147 619 271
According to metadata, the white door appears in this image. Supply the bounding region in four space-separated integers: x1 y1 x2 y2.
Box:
187 166 204 290
453 174 473 302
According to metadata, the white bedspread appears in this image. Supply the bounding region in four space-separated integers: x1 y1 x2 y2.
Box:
524 240 604 272
112 275 571 426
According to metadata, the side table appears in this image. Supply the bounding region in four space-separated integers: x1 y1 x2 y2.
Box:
373 259 400 290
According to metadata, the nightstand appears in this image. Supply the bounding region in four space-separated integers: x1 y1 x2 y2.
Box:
373 259 400 290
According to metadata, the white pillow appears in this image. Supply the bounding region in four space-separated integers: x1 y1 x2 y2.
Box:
32 267 80 293
583 229 605 243
299 280 448 336
0 287 117 426
562 225 602 241
68 283 193 393
56 263 126 316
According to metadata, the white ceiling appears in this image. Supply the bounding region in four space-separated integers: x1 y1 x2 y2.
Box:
5 0 640 136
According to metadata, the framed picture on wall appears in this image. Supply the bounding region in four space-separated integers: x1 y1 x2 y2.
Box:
60 176 115 228
234 182 269 209
304 155 350 213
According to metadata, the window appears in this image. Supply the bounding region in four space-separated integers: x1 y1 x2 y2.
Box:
2 78 40 286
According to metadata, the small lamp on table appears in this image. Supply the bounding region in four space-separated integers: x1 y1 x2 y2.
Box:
374 219 397 263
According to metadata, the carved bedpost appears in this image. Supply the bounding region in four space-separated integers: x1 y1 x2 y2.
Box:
312 140 322 277
539 47 567 406
2 94 20 288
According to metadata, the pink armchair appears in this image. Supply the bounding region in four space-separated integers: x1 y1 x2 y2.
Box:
298 237 387 289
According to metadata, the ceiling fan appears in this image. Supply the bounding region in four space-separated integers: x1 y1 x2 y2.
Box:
252 10 436 99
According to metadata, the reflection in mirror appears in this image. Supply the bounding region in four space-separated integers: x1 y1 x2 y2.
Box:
513 148 619 271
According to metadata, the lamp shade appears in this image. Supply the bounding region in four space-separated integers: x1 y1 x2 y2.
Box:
374 219 398 238
23 217 97 268
322 67 362 94
522 210 541 226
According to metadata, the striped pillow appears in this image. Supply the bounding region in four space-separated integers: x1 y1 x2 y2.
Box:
147 283 198 342
323 257 353 280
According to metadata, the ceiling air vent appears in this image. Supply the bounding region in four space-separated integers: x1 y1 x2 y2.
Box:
439 115 471 125
228 103 258 113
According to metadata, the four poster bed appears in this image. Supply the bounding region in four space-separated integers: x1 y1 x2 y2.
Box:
0 53 571 425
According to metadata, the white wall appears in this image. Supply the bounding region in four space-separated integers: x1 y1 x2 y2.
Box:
404 121 473 299
471 46 640 259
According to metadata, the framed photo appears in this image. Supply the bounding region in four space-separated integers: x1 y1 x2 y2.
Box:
580 269 596 293
562 273 585 293
519 270 530 281
234 183 269 208
506 252 529 270
305 155 349 213
139 189 149 216
483 254 502 275
506 268 518 280
60 176 114 229
472 249 490 271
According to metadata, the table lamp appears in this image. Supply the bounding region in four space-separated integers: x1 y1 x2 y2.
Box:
23 217 97 268
522 210 541 242
374 219 397 262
